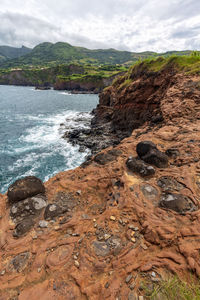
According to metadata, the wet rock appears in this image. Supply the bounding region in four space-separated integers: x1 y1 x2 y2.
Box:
8 176 45 204
10 195 47 223
159 193 196 213
44 204 62 220
8 252 30 272
13 218 35 238
136 141 168 168
93 241 110 257
126 157 155 177
94 149 122 165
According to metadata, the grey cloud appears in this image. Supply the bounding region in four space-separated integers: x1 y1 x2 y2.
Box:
0 0 199 52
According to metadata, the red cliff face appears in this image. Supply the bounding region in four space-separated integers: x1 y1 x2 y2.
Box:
98 63 200 134
0 64 200 299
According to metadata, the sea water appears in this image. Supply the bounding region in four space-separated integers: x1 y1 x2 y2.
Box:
0 85 98 193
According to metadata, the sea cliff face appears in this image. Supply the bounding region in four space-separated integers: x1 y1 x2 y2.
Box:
0 59 200 299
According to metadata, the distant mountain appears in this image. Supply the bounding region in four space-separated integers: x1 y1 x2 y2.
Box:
0 42 193 68
0 45 32 63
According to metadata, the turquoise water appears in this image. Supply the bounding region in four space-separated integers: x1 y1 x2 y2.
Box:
0 85 98 193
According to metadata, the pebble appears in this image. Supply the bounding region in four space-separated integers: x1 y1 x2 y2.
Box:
141 243 148 250
54 226 60 231
125 274 133 283
139 297 144 300
73 255 78 260
0 270 5 276
74 260 80 268
104 234 111 240
76 190 81 195
129 282 136 290
110 216 116 221
93 219 96 222
151 271 156 278
53 282 57 290
131 237 136 243
105 282 110 288
39 220 48 228
37 268 41 273
131 231 135 237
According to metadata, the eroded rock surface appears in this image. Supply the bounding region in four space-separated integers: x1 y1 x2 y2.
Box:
0 65 200 299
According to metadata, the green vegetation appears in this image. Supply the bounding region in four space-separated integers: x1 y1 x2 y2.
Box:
0 63 128 87
140 276 200 300
0 45 199 88
0 42 197 69
140 52 200 74
0 45 31 60
112 52 200 91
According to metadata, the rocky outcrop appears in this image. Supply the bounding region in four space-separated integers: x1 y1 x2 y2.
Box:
54 72 125 93
0 63 200 298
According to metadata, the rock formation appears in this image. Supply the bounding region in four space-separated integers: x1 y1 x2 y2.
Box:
0 60 200 299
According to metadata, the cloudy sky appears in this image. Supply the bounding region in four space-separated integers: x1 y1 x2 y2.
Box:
0 0 200 52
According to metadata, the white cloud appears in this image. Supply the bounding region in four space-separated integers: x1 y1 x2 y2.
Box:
0 0 199 52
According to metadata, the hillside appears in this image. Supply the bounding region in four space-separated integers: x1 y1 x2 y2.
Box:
0 56 200 299
0 41 194 68
0 45 31 62
0 63 127 92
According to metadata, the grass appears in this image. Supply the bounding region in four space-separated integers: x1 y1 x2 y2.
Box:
110 52 200 91
140 276 200 300
141 52 200 74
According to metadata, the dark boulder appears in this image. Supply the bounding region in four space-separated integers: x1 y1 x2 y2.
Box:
10 195 47 224
13 218 35 238
136 141 157 157
136 141 168 168
7 176 45 204
44 204 63 220
126 157 155 177
159 193 196 214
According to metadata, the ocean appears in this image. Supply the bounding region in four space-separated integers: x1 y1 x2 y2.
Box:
0 85 98 194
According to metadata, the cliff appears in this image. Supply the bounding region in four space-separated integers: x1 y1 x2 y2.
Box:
0 56 200 299
0 65 126 92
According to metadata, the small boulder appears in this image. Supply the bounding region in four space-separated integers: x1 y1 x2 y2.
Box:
10 195 47 223
44 204 63 220
159 193 196 213
7 176 45 204
136 141 168 168
126 157 155 177
13 218 35 238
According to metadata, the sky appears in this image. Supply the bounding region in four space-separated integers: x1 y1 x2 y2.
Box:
0 0 200 52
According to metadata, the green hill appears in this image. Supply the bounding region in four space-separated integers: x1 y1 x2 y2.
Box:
0 41 194 69
0 45 31 61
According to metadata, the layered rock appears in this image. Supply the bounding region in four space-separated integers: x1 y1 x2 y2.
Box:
0 62 200 299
